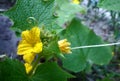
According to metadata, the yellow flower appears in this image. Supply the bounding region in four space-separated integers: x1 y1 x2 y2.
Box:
72 0 80 4
17 27 43 74
24 63 33 74
58 39 71 54
17 27 43 55
23 53 35 64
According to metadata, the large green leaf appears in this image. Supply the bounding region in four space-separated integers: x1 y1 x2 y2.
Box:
98 0 120 11
60 18 112 72
0 58 73 81
4 0 55 31
0 58 29 81
55 0 85 26
32 62 74 81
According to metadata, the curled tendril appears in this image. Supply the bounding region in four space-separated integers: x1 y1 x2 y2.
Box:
27 17 38 26
53 12 59 18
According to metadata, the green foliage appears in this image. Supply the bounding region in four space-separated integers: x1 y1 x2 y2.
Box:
42 37 61 60
0 58 73 81
0 58 29 81
60 18 112 72
98 0 120 11
32 62 74 81
4 0 55 31
55 0 85 26
97 77 113 81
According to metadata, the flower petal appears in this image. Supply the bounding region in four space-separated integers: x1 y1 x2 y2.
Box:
23 53 35 64
17 40 33 55
24 63 32 74
21 30 31 42
58 39 71 54
72 0 80 4
30 27 40 43
33 42 43 53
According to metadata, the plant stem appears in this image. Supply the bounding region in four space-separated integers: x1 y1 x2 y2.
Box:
71 42 120 49
29 53 42 76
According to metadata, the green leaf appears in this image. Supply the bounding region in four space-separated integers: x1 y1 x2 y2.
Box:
48 38 60 54
98 0 120 11
97 77 113 81
42 38 61 60
50 23 63 34
60 18 112 72
4 0 55 31
55 0 85 26
0 58 73 81
0 58 29 81
32 62 74 81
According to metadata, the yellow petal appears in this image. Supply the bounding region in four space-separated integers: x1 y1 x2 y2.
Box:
72 0 80 4
58 39 71 54
22 30 30 40
21 27 40 44
33 42 43 53
17 40 33 55
30 27 40 42
58 39 67 44
23 53 35 64
24 63 32 74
